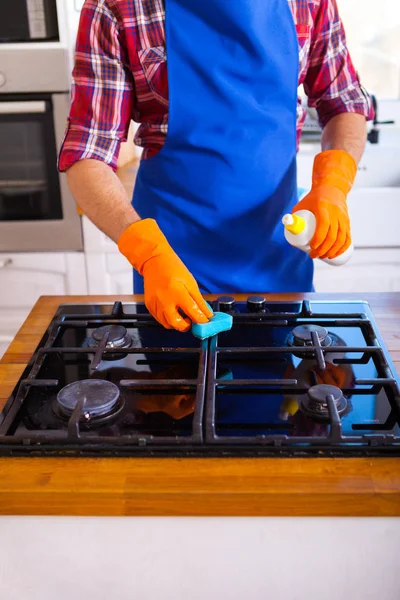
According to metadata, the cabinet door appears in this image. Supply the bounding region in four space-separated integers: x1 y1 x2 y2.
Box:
85 254 133 295
0 253 87 357
0 319 27 359
107 254 134 295
0 253 87 309
314 249 400 292
82 217 119 253
0 338 11 359
0 254 65 309
348 188 400 247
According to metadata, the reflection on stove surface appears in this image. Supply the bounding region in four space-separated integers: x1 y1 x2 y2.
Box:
213 325 398 440
20 358 200 437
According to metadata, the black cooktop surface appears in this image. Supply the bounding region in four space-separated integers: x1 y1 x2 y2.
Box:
1 298 399 456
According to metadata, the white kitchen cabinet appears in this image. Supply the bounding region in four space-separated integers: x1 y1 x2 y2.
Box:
0 253 87 307
298 142 400 191
0 310 35 358
82 216 120 254
85 253 133 295
314 248 400 292
105 254 134 294
348 187 400 247
83 215 135 294
0 252 87 357
0 335 14 361
296 185 400 249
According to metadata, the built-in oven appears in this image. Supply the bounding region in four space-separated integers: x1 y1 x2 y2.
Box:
0 0 59 43
0 93 83 251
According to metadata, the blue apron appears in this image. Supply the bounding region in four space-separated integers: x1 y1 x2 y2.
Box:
133 0 313 294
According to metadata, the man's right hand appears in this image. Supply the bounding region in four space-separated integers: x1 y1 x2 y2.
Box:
118 219 213 331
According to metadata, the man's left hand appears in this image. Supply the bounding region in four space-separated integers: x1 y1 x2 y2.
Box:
293 150 357 260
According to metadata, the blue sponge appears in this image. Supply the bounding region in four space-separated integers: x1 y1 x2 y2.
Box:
192 311 233 340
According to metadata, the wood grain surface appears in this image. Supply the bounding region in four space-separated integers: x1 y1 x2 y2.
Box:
0 293 399 517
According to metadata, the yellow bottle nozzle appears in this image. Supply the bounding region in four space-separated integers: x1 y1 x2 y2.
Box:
282 213 306 235
279 397 300 421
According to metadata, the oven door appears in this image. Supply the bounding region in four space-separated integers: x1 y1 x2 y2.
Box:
0 0 59 42
0 93 83 251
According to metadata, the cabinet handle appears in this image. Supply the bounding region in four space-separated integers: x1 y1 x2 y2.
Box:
0 101 46 114
0 258 12 268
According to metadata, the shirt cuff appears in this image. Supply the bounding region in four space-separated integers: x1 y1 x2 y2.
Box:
316 91 375 129
58 125 121 172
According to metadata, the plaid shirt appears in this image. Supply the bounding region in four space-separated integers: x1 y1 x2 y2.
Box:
59 0 374 172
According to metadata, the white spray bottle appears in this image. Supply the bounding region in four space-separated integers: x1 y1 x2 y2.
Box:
282 210 354 267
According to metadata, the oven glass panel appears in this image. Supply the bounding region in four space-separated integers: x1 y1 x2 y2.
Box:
0 99 62 221
0 0 59 43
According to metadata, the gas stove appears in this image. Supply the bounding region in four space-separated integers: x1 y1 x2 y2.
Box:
1 298 399 456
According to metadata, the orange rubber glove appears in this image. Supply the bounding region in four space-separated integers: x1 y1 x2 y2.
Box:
293 150 357 259
308 363 347 390
118 218 213 331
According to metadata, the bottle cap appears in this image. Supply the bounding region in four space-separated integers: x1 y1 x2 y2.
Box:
279 397 299 420
282 213 306 235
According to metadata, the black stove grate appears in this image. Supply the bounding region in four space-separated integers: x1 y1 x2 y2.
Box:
0 301 207 447
206 333 400 448
0 299 399 456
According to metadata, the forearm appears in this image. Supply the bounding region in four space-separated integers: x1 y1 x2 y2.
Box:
321 113 367 165
66 159 140 243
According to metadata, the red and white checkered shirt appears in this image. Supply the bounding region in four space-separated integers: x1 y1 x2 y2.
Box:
59 0 374 172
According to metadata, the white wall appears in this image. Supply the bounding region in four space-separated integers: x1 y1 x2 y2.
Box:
338 0 400 98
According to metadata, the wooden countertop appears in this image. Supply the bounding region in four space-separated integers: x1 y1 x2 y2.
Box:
0 293 399 517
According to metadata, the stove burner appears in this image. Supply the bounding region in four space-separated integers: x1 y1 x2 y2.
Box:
291 325 331 346
88 325 132 349
55 379 120 420
300 384 348 422
288 324 333 359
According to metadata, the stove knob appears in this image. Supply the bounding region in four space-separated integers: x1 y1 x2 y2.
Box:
0 72 6 88
247 295 266 312
217 296 235 312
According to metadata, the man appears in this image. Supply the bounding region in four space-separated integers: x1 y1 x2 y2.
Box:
59 0 373 332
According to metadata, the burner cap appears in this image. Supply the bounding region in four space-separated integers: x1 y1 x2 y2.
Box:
217 296 235 312
291 324 330 346
56 379 120 418
301 384 347 421
247 296 267 312
90 325 132 349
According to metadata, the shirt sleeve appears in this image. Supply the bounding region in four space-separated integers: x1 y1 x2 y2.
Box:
303 0 374 128
58 0 134 172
